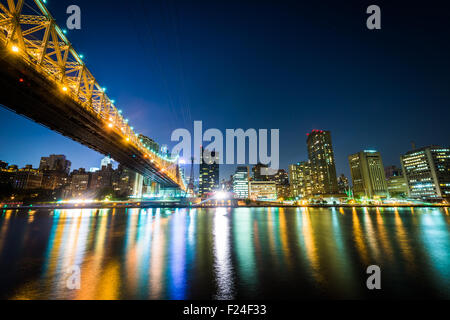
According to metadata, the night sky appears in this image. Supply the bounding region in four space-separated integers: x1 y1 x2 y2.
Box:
1 0 449 180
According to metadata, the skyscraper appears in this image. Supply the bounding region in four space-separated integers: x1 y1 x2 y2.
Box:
199 148 219 197
233 166 249 199
289 161 313 198
348 150 389 199
306 130 338 195
401 146 450 200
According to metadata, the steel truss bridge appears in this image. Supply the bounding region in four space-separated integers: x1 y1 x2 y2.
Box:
0 0 186 190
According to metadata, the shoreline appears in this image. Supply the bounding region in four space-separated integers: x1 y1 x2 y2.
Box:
2 204 449 210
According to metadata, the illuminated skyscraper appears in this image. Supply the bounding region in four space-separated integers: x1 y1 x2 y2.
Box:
401 146 450 200
199 148 220 197
349 150 389 199
233 166 249 199
306 130 339 195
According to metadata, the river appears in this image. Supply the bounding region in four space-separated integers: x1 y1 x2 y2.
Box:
0 207 449 299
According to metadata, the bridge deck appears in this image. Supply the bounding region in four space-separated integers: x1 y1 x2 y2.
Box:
0 48 179 187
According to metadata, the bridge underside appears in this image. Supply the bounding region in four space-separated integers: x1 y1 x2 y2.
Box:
0 48 179 188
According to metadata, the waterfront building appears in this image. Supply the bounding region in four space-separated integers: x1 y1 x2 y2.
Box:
349 150 389 199
41 170 69 191
14 165 43 190
90 164 114 193
249 181 277 201
199 148 220 197
233 166 249 199
307 130 339 195
273 169 290 199
401 146 450 200
289 161 313 199
69 168 91 198
276 183 291 200
387 175 408 198
273 169 289 185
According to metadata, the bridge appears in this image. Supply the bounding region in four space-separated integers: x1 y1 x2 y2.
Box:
0 0 186 190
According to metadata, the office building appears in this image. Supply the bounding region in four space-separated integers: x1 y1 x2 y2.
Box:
349 150 389 199
387 175 408 198
233 166 249 199
249 181 277 201
401 146 450 200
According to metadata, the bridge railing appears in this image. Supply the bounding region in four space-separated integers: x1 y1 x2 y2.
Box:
0 0 186 190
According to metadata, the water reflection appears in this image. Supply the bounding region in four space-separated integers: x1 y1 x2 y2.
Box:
0 207 449 299
213 208 233 299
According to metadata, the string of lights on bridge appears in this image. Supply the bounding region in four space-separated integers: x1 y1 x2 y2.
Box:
1 0 187 190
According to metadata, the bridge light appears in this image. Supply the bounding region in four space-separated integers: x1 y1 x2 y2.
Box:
11 45 19 53
108 123 113 128
62 86 68 92
126 137 130 142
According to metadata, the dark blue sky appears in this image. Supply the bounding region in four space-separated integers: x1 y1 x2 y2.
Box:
1 0 449 180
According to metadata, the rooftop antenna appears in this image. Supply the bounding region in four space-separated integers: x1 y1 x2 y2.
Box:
411 141 416 150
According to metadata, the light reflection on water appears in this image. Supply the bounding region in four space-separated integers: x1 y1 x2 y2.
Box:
0 207 449 299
